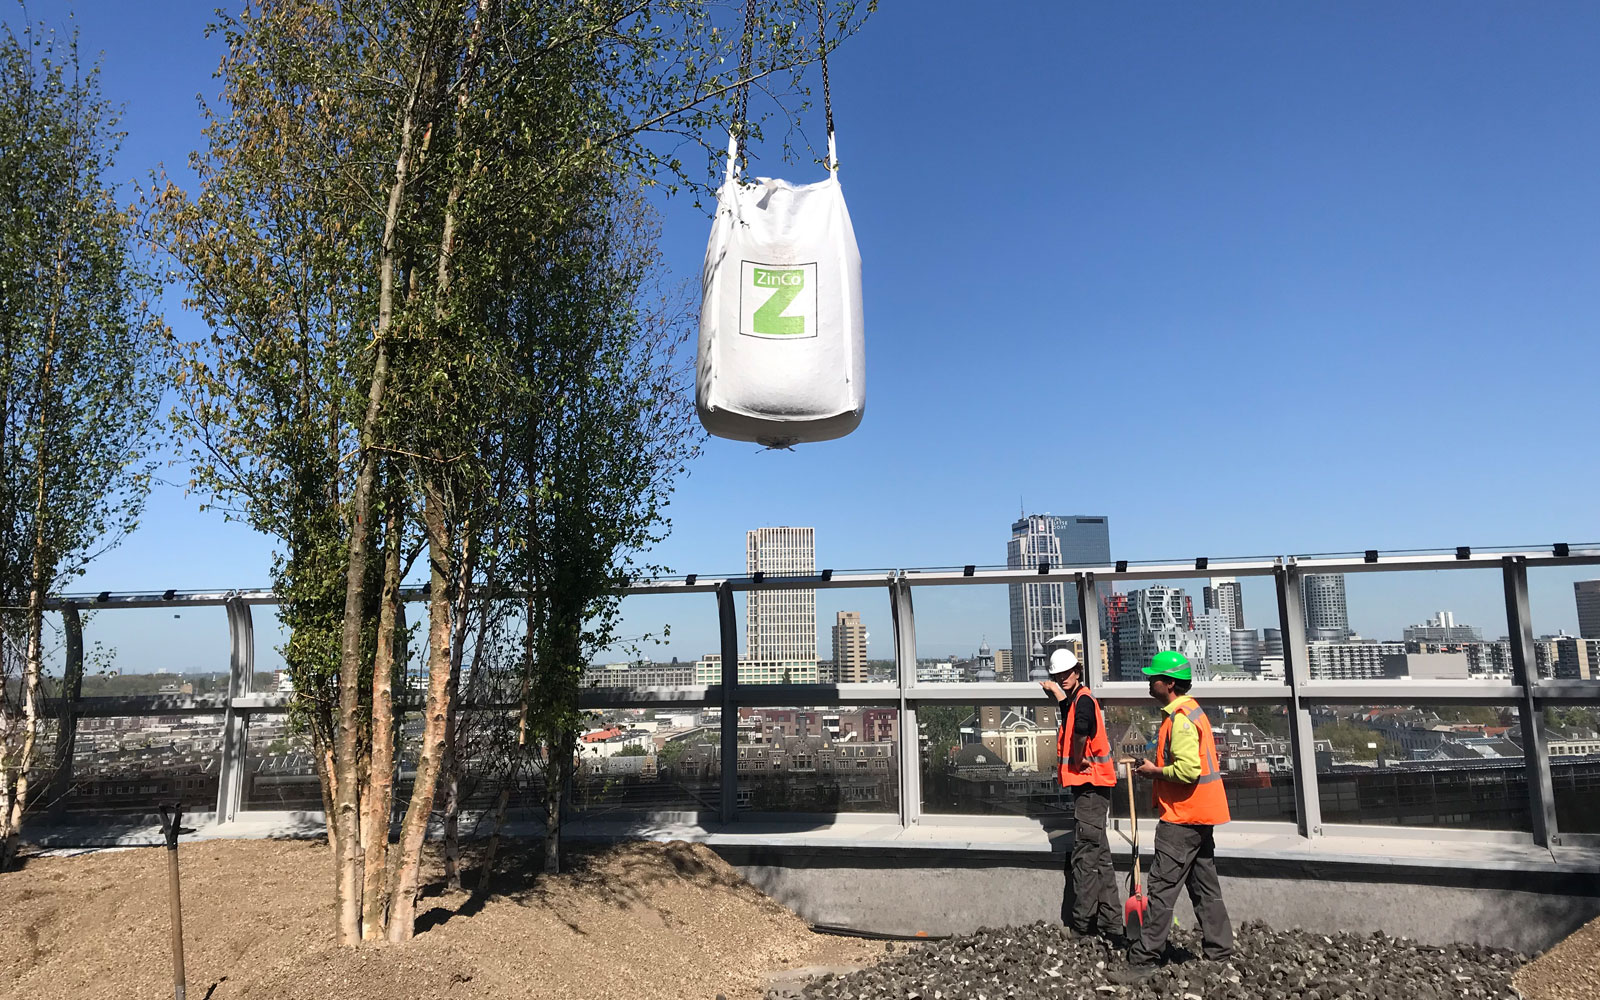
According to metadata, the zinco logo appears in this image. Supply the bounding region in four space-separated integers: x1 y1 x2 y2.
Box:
740 261 817 339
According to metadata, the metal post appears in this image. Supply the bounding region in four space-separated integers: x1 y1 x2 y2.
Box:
1503 557 1559 847
216 597 254 823
1077 573 1104 692
1275 563 1323 838
890 576 921 827
716 583 739 825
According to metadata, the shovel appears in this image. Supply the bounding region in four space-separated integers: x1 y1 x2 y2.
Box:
1120 761 1149 941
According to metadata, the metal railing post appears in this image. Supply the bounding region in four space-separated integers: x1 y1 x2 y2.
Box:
890 575 921 827
1077 572 1104 692
216 596 254 823
1276 563 1323 839
1503 556 1559 847
716 582 739 824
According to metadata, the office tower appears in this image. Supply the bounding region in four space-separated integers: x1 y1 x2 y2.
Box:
1402 611 1482 643
831 611 868 683
1261 628 1284 658
1007 515 1067 681
1301 573 1351 640
1048 515 1112 627
1230 628 1260 667
1116 586 1204 680
746 527 816 662
1197 610 1234 670
1577 581 1600 639
1103 592 1131 678
1204 578 1245 630
993 648 1014 680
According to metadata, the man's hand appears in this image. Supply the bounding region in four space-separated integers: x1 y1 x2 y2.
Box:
1133 758 1162 779
1039 680 1064 700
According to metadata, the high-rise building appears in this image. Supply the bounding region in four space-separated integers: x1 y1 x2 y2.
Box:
1007 515 1068 682
1203 578 1245 630
746 527 817 673
1576 581 1600 639
1197 610 1234 671
1115 586 1204 681
1403 611 1482 643
1048 515 1112 627
1261 628 1284 658
1230 628 1260 667
1301 574 1351 640
831 610 869 684
994 648 1014 680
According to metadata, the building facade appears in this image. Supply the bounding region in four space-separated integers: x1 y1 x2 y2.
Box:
1301 573 1351 640
746 526 817 665
1204 578 1245 630
1115 586 1204 681
1197 610 1234 671
1576 580 1600 639
1048 514 1112 628
831 610 869 683
1007 515 1067 681
1403 611 1483 643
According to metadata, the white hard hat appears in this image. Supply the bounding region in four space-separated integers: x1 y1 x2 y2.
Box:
1047 649 1079 676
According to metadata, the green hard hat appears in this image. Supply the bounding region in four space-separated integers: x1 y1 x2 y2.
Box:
1143 650 1192 681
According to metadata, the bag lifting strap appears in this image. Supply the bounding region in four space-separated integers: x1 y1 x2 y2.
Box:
727 0 837 184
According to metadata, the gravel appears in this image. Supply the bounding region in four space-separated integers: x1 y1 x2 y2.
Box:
793 921 1526 1000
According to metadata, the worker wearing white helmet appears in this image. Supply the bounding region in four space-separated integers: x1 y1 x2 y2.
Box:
1040 646 1121 942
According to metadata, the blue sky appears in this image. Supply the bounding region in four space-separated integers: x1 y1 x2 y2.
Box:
17 1 1599 672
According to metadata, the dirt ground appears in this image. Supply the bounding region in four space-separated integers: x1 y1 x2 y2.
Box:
1514 913 1600 1000
0 838 886 1000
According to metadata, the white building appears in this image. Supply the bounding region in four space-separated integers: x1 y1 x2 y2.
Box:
1007 515 1067 681
1117 586 1204 679
1197 610 1234 672
746 526 817 664
1306 640 1404 681
1204 578 1244 630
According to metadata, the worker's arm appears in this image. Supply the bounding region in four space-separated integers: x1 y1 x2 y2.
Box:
1159 715 1203 784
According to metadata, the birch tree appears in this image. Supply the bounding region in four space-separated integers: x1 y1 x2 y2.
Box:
0 13 165 870
165 0 871 946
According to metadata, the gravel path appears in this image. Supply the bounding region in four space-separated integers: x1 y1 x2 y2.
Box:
796 921 1525 1000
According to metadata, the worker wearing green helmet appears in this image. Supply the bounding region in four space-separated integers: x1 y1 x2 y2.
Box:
1113 650 1235 984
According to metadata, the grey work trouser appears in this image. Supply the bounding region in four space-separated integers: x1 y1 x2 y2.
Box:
1068 785 1121 934
1128 820 1234 965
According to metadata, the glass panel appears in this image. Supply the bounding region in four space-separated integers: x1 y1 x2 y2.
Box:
1299 570 1513 682
60 713 223 818
920 700 1298 824
572 706 721 815
590 593 720 689
732 705 899 814
1312 703 1529 830
1526 564 1600 679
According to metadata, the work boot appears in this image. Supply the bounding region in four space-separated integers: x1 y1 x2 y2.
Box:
1108 963 1161 986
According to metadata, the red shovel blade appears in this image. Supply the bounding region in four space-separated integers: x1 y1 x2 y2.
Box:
1124 889 1148 941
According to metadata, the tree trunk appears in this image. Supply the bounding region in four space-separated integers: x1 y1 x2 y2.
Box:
360 503 404 940
332 38 433 946
543 727 572 875
441 526 474 892
385 477 456 941
3 552 47 870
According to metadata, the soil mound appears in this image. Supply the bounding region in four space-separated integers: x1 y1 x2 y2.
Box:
1514 913 1600 1000
0 838 881 1000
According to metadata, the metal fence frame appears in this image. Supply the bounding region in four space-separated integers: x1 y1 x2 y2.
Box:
38 544 1600 851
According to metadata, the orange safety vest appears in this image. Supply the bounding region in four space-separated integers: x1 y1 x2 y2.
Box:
1152 696 1230 825
1057 688 1116 788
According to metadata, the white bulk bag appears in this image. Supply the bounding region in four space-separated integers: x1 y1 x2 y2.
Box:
697 134 865 447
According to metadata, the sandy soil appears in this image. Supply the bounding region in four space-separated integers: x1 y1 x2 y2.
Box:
0 838 885 1000
1514 913 1600 1000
